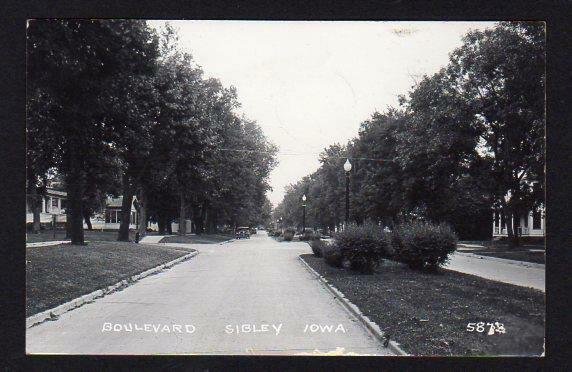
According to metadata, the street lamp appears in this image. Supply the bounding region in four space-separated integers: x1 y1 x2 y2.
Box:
302 194 307 233
343 159 352 228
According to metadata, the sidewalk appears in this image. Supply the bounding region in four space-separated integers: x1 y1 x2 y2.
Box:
445 252 545 292
26 240 69 248
139 235 174 244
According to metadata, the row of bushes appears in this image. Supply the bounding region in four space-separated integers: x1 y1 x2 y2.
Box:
267 228 282 237
268 227 321 242
310 221 458 273
283 228 296 241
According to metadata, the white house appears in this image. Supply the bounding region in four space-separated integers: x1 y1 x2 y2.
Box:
26 189 145 231
26 188 67 224
492 206 545 238
98 196 138 230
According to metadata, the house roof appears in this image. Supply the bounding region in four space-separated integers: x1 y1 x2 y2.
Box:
106 197 124 208
46 188 67 197
106 196 138 209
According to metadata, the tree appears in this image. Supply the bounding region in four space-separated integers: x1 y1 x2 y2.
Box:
446 21 545 245
349 110 407 226
26 87 58 233
27 20 162 245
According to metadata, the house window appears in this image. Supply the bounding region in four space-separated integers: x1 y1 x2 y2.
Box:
52 197 59 208
533 210 542 229
105 210 122 224
523 213 529 228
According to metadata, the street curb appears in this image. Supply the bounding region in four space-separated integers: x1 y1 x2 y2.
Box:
298 256 409 356
26 250 199 329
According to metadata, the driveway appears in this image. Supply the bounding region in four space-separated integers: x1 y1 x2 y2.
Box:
26 231 392 355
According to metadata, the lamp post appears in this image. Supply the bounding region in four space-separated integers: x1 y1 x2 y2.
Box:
302 194 307 233
343 158 352 228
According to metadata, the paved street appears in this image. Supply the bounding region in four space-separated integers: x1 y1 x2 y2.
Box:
26 231 392 355
445 252 545 292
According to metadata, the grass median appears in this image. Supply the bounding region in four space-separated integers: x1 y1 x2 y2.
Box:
26 229 138 243
301 254 544 356
26 242 195 316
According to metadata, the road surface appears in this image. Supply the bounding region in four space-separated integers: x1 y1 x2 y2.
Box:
26 231 391 355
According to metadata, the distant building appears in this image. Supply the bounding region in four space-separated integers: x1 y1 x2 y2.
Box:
26 189 145 231
492 206 545 238
26 188 67 224
100 196 138 230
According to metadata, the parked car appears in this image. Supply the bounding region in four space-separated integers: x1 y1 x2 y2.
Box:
235 227 251 239
249 227 257 235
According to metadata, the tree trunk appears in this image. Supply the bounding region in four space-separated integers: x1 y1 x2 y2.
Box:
33 204 41 233
66 142 85 245
205 205 215 234
29 189 42 233
167 218 173 234
178 189 186 235
158 212 166 235
118 174 134 242
199 199 208 235
83 212 92 230
137 188 148 238
510 213 521 248
65 210 71 239
504 210 517 248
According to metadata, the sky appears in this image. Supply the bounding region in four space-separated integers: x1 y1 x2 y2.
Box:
150 21 496 207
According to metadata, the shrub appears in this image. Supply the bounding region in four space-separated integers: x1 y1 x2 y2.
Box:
310 239 323 257
299 229 317 241
322 243 343 268
391 220 458 271
283 227 295 241
299 231 309 241
268 229 282 237
333 222 390 273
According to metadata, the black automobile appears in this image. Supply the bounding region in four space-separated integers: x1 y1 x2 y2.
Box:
235 227 251 239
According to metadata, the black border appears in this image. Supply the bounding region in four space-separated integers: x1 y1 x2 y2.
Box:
2 0 571 370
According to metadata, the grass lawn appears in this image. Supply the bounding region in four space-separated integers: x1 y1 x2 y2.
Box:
26 229 137 243
301 254 545 356
26 241 194 316
160 233 233 244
